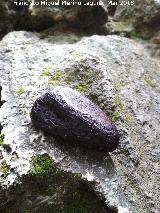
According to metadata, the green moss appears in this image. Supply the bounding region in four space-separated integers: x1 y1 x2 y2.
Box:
51 70 64 80
41 70 52 76
114 82 126 92
65 67 95 95
30 155 106 212
89 93 99 104
144 76 157 88
15 87 25 96
41 69 70 86
1 155 108 212
115 94 124 111
112 111 121 122
113 94 134 125
31 155 60 176
48 70 69 86
130 31 150 40
112 84 134 125
124 112 134 125
73 173 82 178
0 160 10 174
0 134 4 145
75 83 90 93
111 20 131 32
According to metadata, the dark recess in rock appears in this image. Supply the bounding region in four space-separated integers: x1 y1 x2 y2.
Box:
69 6 108 28
0 0 33 39
31 86 119 152
0 157 118 213
0 86 2 108
0 86 4 134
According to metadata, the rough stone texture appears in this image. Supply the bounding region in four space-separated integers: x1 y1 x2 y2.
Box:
114 0 160 37
31 86 119 152
0 0 14 38
0 31 160 213
29 0 108 31
0 154 109 213
0 0 32 39
0 0 109 38
145 31 160 58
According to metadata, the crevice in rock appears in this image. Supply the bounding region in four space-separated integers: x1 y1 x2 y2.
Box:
104 205 118 213
0 86 2 108
0 86 2 134
0 153 119 212
0 85 5 134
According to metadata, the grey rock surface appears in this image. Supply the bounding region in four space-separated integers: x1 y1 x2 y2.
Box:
0 31 160 212
114 0 160 37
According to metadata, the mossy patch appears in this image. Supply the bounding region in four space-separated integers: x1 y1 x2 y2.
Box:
0 160 10 174
65 65 96 94
31 155 60 176
130 31 150 40
114 82 126 92
112 83 134 125
110 19 150 40
115 94 125 112
49 70 64 81
144 76 157 88
75 83 90 93
41 65 93 94
0 134 4 145
15 87 25 96
112 111 121 122
48 70 70 86
26 154 108 213
41 70 52 77
110 20 132 32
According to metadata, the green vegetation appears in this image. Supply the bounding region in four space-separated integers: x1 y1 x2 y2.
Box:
115 94 124 111
114 82 126 92
53 70 64 79
41 70 52 76
48 70 69 86
45 69 92 93
0 160 10 174
124 112 133 125
112 111 121 122
15 87 25 96
31 155 60 176
113 93 134 125
40 69 70 86
73 173 82 178
75 83 90 93
144 76 157 88
111 20 131 32
130 31 150 40
67 68 94 94
1 154 107 212
40 65 94 95
0 134 4 145
109 20 151 40
30 155 104 212
112 83 134 125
